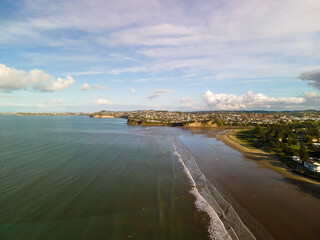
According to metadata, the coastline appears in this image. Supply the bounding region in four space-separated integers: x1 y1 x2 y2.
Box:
215 129 320 185
181 127 320 240
93 115 320 184
91 115 115 118
92 115 320 185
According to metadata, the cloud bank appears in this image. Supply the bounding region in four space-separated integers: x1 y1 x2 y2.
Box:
202 90 305 110
1 1 320 111
2 0 319 81
0 64 74 92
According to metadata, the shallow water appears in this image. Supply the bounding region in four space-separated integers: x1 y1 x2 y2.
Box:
0 116 211 240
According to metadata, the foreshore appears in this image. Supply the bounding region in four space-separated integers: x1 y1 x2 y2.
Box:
215 129 320 185
181 127 320 239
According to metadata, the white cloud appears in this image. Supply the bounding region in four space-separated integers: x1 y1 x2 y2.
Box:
79 83 108 91
92 98 112 105
202 90 305 110
79 83 91 91
147 89 170 100
131 88 136 94
0 64 75 92
0 64 29 92
32 74 75 92
301 91 320 104
303 91 318 99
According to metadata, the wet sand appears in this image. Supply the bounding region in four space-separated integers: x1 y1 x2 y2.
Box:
180 128 320 240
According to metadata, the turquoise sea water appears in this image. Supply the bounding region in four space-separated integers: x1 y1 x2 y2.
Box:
0 116 213 240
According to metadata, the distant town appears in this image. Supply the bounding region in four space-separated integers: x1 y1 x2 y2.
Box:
89 109 320 127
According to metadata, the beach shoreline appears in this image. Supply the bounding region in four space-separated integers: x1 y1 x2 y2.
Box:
215 128 320 185
181 127 320 240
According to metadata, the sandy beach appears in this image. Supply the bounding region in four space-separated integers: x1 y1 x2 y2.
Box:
181 127 320 240
216 129 320 185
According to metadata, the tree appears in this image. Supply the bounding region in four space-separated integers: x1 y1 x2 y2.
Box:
303 135 312 144
299 143 309 162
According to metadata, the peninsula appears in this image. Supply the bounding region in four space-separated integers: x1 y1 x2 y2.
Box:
90 110 320 180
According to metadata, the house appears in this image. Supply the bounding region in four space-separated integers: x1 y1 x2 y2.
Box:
312 142 320 148
304 161 320 173
292 156 301 162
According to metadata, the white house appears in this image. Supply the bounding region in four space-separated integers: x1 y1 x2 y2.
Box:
312 143 320 148
292 156 301 162
304 161 320 173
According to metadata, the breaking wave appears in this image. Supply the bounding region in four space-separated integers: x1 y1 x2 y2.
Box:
172 142 256 240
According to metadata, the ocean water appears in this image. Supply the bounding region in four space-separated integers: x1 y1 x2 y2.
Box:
0 116 253 240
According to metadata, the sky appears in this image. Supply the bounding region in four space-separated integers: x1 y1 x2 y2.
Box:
1 0 320 112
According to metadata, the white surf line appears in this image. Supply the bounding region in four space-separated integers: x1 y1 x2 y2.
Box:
173 146 232 240
186 150 256 240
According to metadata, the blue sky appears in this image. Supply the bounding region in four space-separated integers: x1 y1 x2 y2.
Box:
1 0 320 112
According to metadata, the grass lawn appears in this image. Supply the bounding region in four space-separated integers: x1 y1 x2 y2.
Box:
236 129 257 147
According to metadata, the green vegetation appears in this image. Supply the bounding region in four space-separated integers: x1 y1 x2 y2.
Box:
237 121 320 181
236 129 257 147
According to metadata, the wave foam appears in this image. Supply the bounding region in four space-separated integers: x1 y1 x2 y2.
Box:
172 144 256 240
173 146 232 240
